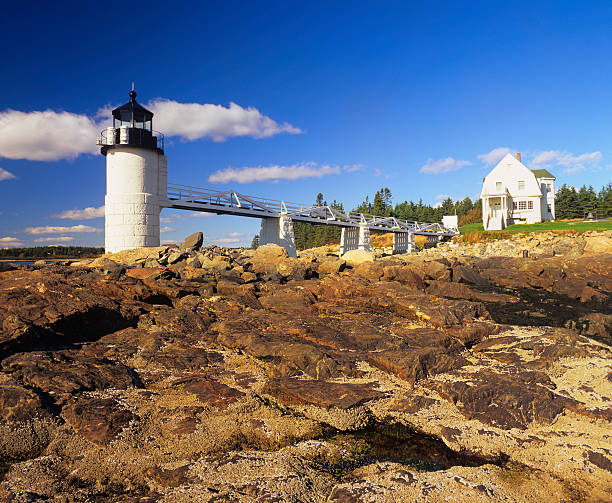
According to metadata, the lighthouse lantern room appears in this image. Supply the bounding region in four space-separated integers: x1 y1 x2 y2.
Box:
98 89 168 253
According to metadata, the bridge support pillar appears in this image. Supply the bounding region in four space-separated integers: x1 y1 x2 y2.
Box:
259 215 297 257
426 234 441 247
392 232 414 254
358 223 371 251
340 226 358 254
340 224 372 254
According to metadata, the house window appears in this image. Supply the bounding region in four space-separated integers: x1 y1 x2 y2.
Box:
496 182 502 191
528 201 533 210
519 201 527 210
518 180 525 190
512 201 517 210
547 204 551 213
546 184 552 191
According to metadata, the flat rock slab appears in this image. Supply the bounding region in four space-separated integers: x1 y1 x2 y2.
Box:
62 396 134 445
1 350 136 403
0 383 51 422
264 377 386 410
175 376 245 409
427 369 576 430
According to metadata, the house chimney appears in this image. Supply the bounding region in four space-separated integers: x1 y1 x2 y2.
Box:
517 152 521 162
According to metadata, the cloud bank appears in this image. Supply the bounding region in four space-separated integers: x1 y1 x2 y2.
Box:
478 147 514 166
25 225 102 235
0 100 301 161
33 236 74 243
208 162 340 184
54 206 105 219
420 157 471 174
148 99 301 142
0 236 24 247
0 110 99 161
530 150 601 174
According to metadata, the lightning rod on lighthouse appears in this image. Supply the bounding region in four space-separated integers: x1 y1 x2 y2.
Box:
98 89 168 253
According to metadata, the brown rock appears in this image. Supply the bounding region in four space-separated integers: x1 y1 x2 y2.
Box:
264 377 385 410
176 376 245 409
62 396 134 445
1 350 136 403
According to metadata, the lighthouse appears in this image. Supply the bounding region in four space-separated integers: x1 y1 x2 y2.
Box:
98 88 168 253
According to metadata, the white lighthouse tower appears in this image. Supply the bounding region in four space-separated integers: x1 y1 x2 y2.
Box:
98 88 167 253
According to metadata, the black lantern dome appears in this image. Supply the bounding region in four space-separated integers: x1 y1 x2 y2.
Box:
111 90 154 130
99 88 164 155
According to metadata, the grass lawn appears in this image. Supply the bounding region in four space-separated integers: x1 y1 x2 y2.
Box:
460 219 612 235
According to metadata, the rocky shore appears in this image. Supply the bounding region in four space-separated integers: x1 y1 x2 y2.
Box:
0 231 610 502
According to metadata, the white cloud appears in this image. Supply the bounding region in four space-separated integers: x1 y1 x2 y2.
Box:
343 164 366 173
420 157 471 174
0 98 300 161
0 236 24 247
25 225 102 235
0 168 16 181
148 99 301 142
33 236 74 243
0 110 99 161
530 150 602 174
435 194 451 201
160 212 214 223
208 162 340 184
160 226 176 233
54 205 105 219
215 237 242 244
477 147 514 166
226 232 247 238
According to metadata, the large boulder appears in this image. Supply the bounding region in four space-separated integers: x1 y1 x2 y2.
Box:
179 231 204 252
584 233 612 254
341 249 374 266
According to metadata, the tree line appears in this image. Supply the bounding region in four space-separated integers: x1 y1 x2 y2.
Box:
555 183 612 219
0 246 104 259
291 189 481 250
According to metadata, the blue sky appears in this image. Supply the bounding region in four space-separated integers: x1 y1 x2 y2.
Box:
1 0 611 248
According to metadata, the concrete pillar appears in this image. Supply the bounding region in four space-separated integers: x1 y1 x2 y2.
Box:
392 232 414 254
340 226 359 254
358 223 371 251
259 215 297 257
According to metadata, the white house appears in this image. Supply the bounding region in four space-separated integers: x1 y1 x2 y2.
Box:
481 153 555 231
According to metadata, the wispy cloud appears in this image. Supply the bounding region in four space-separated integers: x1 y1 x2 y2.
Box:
420 157 471 174
477 147 514 166
530 150 602 174
435 194 451 201
0 236 24 247
208 162 340 184
33 236 74 243
0 168 16 181
160 226 176 233
54 205 104 219
148 99 301 142
25 225 102 235
160 212 214 223
343 164 366 173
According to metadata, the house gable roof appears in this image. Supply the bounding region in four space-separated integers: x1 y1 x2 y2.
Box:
531 169 555 179
481 153 542 198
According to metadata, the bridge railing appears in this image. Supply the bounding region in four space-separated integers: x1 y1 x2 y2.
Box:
166 183 458 236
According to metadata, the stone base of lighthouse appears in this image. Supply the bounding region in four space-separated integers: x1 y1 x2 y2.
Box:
105 193 161 253
104 147 168 254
